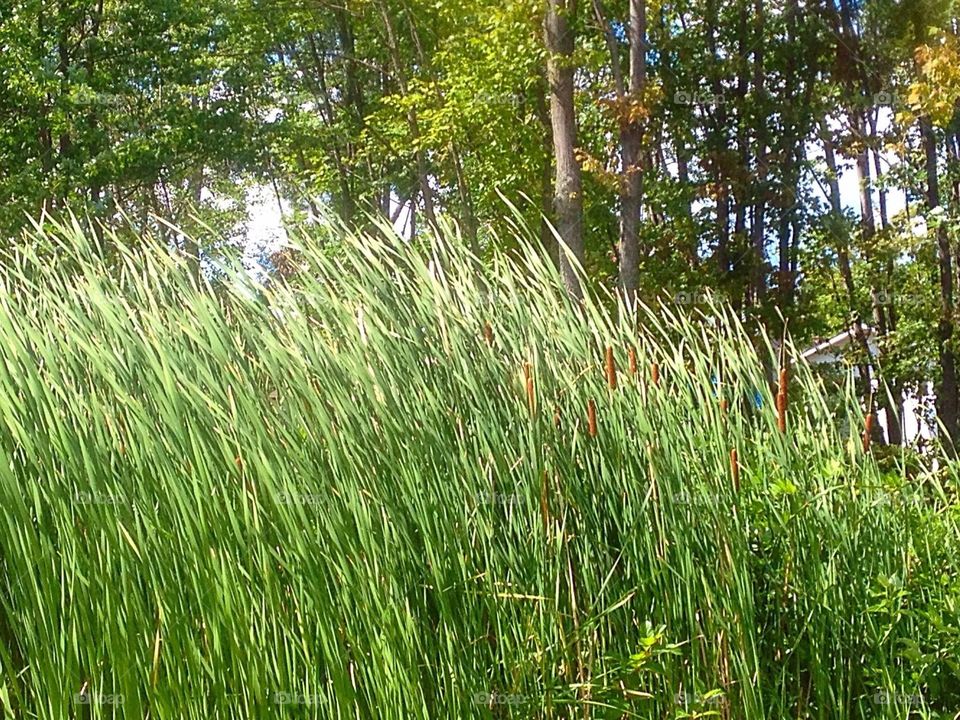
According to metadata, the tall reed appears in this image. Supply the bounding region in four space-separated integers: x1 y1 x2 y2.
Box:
0 217 957 719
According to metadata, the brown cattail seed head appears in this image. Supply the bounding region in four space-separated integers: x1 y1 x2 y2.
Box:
720 398 729 416
587 399 597 437
863 413 874 452
777 395 787 433
730 448 739 490
540 471 550 533
483 322 493 345
605 346 617 390
651 362 660 386
628 347 638 376
776 367 788 434
524 362 535 415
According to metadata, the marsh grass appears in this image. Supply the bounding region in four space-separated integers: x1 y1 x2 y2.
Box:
0 217 957 718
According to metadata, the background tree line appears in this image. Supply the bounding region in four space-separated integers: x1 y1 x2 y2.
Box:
2 0 960 442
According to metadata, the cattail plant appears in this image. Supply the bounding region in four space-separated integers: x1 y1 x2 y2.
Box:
628 347 638 377
730 448 739 490
540 470 551 534
0 218 953 720
524 361 535 415
605 346 617 390
862 412 874 452
776 367 788 433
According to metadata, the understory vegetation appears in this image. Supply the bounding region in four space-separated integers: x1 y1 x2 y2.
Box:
0 220 958 718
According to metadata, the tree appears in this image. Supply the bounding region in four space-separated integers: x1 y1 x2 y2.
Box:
544 0 584 298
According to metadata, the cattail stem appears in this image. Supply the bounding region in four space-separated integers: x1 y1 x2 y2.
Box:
605 346 617 390
587 398 597 438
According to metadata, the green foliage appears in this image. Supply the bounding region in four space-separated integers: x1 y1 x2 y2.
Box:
0 0 271 275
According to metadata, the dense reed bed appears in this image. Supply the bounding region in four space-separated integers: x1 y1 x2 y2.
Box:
0 219 958 718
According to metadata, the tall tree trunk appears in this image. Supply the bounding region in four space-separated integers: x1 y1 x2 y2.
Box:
335 8 374 215
534 76 559 265
853 110 887 435
544 0 584 299
84 0 105 244
37 5 53 209
922 115 959 448
449 142 478 254
618 0 645 301
821 120 874 393
55 0 72 210
305 33 356 223
777 0 802 312
867 118 904 445
183 165 204 284
705 0 730 287
732 2 749 305
379 4 437 233
833 0 886 439
853 113 876 245
950 132 960 208
750 0 767 307
592 0 644 301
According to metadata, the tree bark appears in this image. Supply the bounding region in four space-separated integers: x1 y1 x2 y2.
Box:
750 0 767 307
544 0 585 299
705 0 730 287
821 120 874 394
867 118 904 445
619 0 645 301
592 0 644 302
449 142 478 254
306 33 356 223
922 115 959 448
379 4 437 233
832 0 888 439
534 76 559 265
